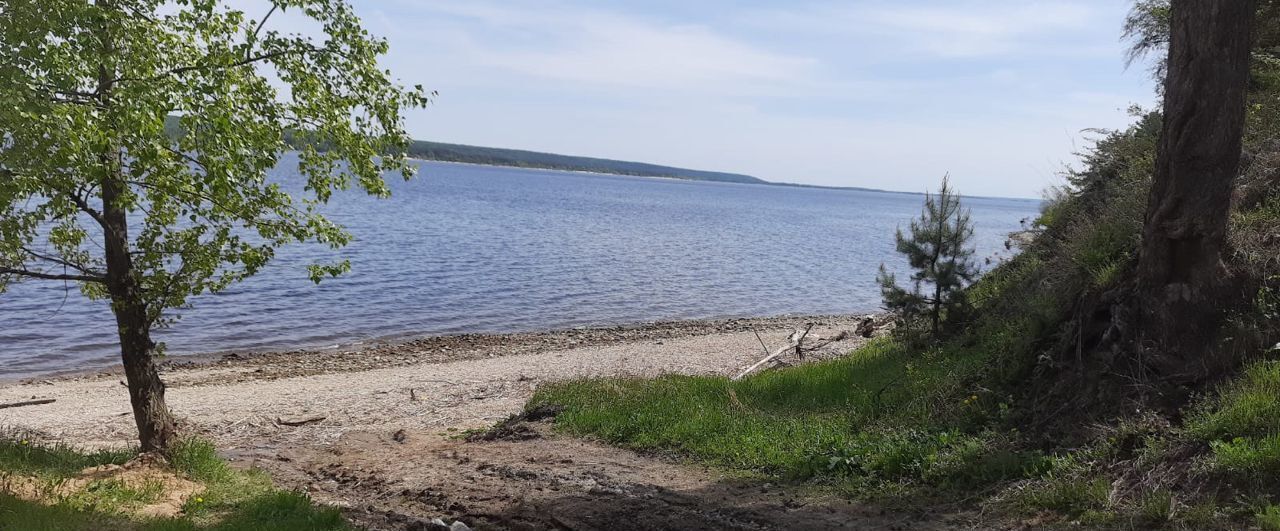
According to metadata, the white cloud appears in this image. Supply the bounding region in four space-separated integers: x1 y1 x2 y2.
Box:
737 1 1108 60
257 0 1157 198
377 1 818 92
476 21 816 90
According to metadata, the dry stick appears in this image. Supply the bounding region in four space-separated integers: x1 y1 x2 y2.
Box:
276 415 326 427
0 398 55 409
752 330 771 356
794 323 814 361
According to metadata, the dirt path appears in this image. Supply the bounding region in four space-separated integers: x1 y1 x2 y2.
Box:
238 421 958 530
0 315 972 530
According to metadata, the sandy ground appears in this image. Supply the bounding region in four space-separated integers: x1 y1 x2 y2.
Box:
0 314 973 530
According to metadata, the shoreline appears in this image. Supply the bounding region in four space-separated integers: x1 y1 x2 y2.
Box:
18 313 880 386
0 312 883 450
0 312 897 528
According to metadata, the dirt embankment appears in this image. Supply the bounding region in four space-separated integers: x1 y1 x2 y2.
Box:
0 314 973 530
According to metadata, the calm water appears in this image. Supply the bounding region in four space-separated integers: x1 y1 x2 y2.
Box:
0 154 1040 377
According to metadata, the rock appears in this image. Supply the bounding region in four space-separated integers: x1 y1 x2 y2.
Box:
422 518 472 531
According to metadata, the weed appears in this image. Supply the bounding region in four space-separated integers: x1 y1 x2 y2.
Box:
0 431 133 480
1186 361 1280 442
1135 488 1175 527
168 437 231 484
1259 504 1280 531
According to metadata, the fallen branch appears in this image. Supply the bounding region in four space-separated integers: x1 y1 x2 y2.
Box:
0 398 55 409
732 324 814 381
752 330 771 356
804 330 850 351
276 415 326 427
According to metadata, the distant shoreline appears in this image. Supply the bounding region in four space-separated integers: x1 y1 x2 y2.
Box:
411 157 1042 202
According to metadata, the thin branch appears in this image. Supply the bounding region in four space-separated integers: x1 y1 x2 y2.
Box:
50 185 107 228
250 3 279 43
20 246 102 276
0 267 106 283
160 146 207 171
115 46 332 85
125 178 304 233
48 95 102 107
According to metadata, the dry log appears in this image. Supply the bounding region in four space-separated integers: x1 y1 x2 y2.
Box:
276 415 326 426
855 316 876 338
733 324 814 381
0 398 55 409
804 330 850 351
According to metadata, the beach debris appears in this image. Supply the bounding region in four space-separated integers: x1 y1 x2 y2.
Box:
428 517 473 531
855 316 877 337
0 398 55 409
733 324 813 381
752 330 771 356
393 429 408 443
276 415 326 427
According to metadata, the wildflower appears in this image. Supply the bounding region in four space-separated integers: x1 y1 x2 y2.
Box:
19 440 28 446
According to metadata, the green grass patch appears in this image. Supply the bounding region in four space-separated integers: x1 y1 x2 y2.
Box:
167 438 232 484
1008 476 1111 516
532 335 1044 493
63 478 165 515
1259 503 1280 531
1187 360 1280 441
0 433 133 480
0 436 349 531
1185 360 1280 481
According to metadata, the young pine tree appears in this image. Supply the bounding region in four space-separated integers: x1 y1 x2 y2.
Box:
877 176 978 338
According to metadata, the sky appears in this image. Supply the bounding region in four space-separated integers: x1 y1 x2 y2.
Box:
275 0 1160 198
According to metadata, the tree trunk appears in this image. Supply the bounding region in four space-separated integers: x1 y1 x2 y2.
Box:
96 0 176 453
102 178 177 454
1136 0 1255 376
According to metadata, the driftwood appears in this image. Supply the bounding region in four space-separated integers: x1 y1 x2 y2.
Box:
855 316 877 338
0 398 55 409
804 330 849 351
276 415 326 427
733 324 814 381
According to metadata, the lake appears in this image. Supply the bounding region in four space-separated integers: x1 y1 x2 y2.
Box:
0 154 1041 377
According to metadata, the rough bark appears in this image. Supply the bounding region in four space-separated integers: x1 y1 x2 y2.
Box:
1136 0 1255 376
97 0 177 453
102 176 177 453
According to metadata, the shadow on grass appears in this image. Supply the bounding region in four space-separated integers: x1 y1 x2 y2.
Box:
0 490 347 531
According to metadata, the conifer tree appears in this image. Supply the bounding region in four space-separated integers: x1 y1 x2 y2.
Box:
877 176 977 338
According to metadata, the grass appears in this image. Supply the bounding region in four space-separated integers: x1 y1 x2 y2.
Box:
0 434 348 531
530 246 1063 495
531 331 1047 494
1185 360 1280 481
0 436 133 480
1259 504 1280 531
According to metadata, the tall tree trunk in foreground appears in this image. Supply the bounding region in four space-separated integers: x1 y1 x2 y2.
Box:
103 169 177 453
97 1 176 453
1136 0 1255 375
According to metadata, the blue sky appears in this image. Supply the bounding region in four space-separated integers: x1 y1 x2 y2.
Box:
281 0 1159 198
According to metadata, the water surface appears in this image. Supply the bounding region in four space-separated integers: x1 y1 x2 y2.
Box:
0 155 1040 377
